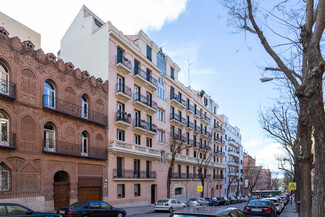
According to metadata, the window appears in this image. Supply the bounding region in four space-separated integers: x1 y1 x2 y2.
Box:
171 67 174 79
81 95 88 118
134 85 140 101
44 81 55 108
0 163 10 191
146 69 151 82
134 59 139 75
0 110 9 146
117 129 125 141
157 52 166 75
6 205 29 214
186 166 189 178
186 149 189 156
81 131 88 156
194 151 197 158
186 132 189 144
134 184 141 196
186 115 190 126
116 102 125 121
0 62 9 94
204 97 208 106
158 109 164 121
116 157 123 178
134 159 140 178
117 184 125 198
117 47 123 64
158 86 165 100
116 75 125 93
214 106 216 114
146 137 152 147
146 45 152 61
43 122 55 152
159 151 165 162
175 187 182 195
94 19 103 27
178 165 181 177
146 161 151 178
158 130 164 142
134 134 141 145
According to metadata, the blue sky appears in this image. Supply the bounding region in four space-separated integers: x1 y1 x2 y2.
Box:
1 0 283 172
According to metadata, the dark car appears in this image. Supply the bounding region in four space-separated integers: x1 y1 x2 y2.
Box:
0 203 60 217
204 197 220 206
243 199 277 217
234 196 242 203
169 207 247 216
56 201 126 217
215 197 229 206
228 197 237 204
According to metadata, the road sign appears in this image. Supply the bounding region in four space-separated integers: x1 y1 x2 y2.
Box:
289 182 296 190
197 186 203 192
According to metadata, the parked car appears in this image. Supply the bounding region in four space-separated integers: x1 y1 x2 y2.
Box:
169 207 247 217
204 197 220 206
56 201 126 217
243 196 249 202
228 197 237 204
281 195 288 205
243 199 277 217
187 198 209 207
263 197 283 214
0 203 61 217
154 198 186 212
234 196 243 203
215 197 230 205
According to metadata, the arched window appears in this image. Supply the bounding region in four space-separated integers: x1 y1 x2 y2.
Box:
81 95 88 119
0 62 9 94
81 131 88 156
175 187 183 195
44 122 55 152
0 163 10 191
0 110 9 146
44 81 55 108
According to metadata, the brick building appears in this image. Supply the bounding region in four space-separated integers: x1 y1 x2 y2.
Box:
0 27 108 211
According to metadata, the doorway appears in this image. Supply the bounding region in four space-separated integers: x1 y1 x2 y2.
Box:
53 171 70 209
151 184 156 204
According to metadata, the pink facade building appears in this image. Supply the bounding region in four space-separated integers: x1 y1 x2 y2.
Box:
59 6 227 207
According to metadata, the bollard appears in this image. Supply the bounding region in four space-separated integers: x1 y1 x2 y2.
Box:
297 201 301 217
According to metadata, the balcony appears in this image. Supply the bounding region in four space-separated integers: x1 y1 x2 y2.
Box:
186 121 194 131
228 160 239 167
211 162 227 169
228 149 240 157
213 123 225 134
228 138 239 147
133 67 158 91
186 104 194 114
170 93 186 110
200 114 210 124
213 175 224 180
166 153 197 165
214 149 225 156
193 126 201 135
108 140 161 160
200 131 210 139
42 139 107 160
0 79 16 100
0 133 16 150
171 172 193 180
228 171 239 176
193 140 199 149
133 119 157 136
115 112 132 128
170 113 186 128
42 95 108 126
113 169 156 181
169 132 186 144
115 84 132 102
115 55 132 74
133 94 157 114
193 110 201 119
214 137 225 145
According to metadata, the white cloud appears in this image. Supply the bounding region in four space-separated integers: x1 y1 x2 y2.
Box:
1 0 188 53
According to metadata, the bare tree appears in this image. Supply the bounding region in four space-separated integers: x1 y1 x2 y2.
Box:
245 163 263 194
219 1 325 215
167 132 192 198
269 172 281 190
226 170 239 197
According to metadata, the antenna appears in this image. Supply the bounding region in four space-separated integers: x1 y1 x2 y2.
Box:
187 59 192 86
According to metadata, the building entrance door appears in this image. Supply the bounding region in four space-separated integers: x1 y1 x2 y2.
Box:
151 184 156 204
53 171 70 210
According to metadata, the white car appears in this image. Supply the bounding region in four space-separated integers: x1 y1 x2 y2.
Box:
154 198 186 213
263 197 283 213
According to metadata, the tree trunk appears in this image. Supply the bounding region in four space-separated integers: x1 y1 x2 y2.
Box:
305 66 325 217
295 94 313 217
167 158 175 198
200 178 205 198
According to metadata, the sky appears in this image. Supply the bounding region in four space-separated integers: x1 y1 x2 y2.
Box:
1 0 284 173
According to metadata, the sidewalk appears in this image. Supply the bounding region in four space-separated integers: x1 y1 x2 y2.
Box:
124 205 155 216
279 202 298 217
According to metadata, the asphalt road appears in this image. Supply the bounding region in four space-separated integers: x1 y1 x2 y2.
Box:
132 202 247 217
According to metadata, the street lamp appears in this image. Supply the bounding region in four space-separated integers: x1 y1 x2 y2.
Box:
260 77 285 83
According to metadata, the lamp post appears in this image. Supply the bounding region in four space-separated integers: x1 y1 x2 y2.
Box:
260 77 285 83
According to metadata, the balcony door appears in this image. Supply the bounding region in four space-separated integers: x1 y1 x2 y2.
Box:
44 122 55 152
0 62 9 95
134 159 140 178
117 157 122 178
117 103 125 121
0 111 8 146
117 47 123 63
146 115 152 130
134 85 140 101
134 110 141 127
116 76 125 93
146 91 152 107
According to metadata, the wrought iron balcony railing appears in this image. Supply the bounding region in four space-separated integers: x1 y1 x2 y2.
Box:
213 175 224 179
115 112 132 124
0 132 16 149
194 109 201 117
214 149 225 155
0 79 16 100
171 172 193 179
133 119 157 133
42 95 108 126
186 121 194 129
213 123 225 132
200 114 210 122
186 104 194 112
214 137 224 144
194 125 201 132
170 113 186 125
42 139 107 160
170 132 186 141
116 55 132 70
113 169 156 179
116 83 132 97
134 67 158 87
134 94 158 110
170 93 187 107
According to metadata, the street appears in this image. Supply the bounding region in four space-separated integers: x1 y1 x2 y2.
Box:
130 202 246 217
